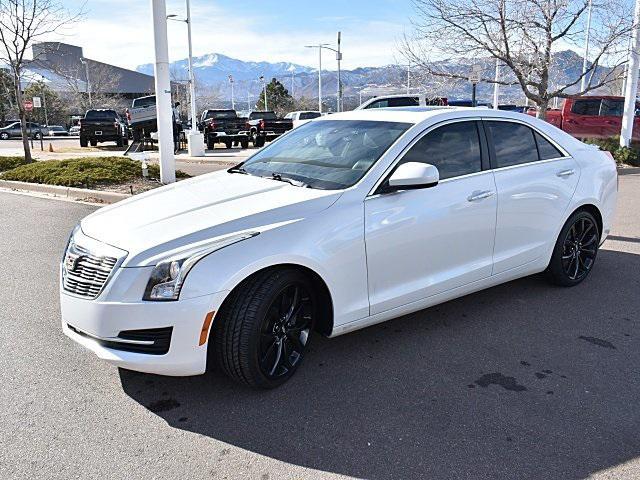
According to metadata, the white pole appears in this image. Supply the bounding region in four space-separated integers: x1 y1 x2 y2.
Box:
493 58 500 110
580 0 593 92
229 75 235 110
337 32 342 112
407 65 410 94
151 0 176 183
620 0 640 148
185 0 197 131
183 0 204 156
318 47 323 113
291 70 294 98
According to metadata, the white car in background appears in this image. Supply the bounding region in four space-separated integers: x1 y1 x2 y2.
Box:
60 107 617 389
284 110 322 128
357 93 447 110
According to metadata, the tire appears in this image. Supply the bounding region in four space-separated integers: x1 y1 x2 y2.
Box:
255 135 265 148
80 136 88 147
214 268 317 389
116 136 123 147
34 132 42 140
122 136 129 146
224 140 233 149
90 138 97 147
0 132 9 140
240 139 249 149
545 210 600 287
207 138 215 150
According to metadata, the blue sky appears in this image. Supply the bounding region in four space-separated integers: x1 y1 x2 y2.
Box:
56 0 415 70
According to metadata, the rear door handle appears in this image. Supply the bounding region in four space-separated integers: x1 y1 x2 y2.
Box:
556 169 575 177
467 190 495 202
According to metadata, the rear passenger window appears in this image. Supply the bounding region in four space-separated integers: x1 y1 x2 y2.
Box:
534 132 563 160
486 121 538 167
571 99 601 116
399 121 482 180
300 112 321 120
387 97 420 107
599 99 624 116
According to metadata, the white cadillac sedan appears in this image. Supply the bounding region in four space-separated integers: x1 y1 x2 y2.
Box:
60 107 617 389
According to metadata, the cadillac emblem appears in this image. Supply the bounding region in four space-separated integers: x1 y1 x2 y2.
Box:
65 253 79 272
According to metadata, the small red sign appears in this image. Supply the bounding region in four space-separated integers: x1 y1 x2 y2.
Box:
23 100 33 112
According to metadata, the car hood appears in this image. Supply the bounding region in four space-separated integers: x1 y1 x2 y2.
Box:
80 171 342 267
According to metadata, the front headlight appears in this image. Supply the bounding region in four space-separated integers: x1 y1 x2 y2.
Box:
142 232 258 301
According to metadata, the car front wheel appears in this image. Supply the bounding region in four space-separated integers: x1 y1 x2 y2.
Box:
546 210 600 286
213 268 316 389
0 132 9 140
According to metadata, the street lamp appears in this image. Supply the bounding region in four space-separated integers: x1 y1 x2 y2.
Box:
305 34 343 113
228 74 235 110
79 58 92 107
260 75 267 110
167 0 204 157
580 0 593 92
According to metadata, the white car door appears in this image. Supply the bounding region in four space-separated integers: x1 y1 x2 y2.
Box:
365 120 497 315
484 120 580 274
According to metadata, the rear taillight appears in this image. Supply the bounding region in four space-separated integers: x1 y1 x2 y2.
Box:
259 119 265 129
245 121 250 129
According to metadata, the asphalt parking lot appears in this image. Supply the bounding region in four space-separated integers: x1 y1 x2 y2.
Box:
1 173 639 479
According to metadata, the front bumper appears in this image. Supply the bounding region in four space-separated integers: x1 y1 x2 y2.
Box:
60 287 228 376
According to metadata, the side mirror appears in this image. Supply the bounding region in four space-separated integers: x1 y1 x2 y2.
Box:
386 162 439 191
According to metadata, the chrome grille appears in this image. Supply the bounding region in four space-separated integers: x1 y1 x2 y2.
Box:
62 243 118 299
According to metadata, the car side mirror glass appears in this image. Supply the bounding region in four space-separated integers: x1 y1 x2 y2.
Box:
386 162 439 192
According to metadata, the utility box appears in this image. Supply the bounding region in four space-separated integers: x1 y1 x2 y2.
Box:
187 131 205 157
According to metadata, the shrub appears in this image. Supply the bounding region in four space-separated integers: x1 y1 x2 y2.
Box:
615 147 640 167
1 157 190 187
584 136 640 167
0 156 29 172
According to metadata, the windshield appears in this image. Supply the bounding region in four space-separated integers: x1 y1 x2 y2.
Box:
241 120 411 190
250 111 277 120
205 110 237 120
133 96 155 108
86 110 117 120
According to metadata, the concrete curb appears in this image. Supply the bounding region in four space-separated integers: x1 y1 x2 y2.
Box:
0 180 130 204
618 167 640 176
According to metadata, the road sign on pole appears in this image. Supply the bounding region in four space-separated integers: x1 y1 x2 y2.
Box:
469 64 482 84
23 100 33 112
32 97 41 108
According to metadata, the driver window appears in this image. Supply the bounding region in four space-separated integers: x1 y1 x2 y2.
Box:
398 121 482 180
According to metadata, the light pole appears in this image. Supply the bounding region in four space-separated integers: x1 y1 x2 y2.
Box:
406 64 411 94
620 0 640 147
260 75 267 110
291 69 295 99
79 58 92 107
151 0 176 183
167 0 204 156
580 0 593 92
305 35 342 113
493 58 500 110
228 74 235 110
305 43 330 113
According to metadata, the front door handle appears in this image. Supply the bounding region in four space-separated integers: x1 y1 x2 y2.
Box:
556 169 575 178
467 190 495 202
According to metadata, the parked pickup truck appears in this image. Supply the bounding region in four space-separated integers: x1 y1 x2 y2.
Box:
529 95 640 140
245 111 293 147
127 95 157 141
80 109 128 147
199 109 249 149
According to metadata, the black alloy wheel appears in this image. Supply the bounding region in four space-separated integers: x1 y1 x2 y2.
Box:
213 268 317 389
546 210 600 286
258 283 313 379
561 216 598 281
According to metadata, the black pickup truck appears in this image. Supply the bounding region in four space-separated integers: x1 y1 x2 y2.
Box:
246 111 293 147
80 109 128 147
199 109 250 149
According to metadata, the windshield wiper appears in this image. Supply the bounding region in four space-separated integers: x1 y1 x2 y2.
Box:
267 172 308 188
228 163 249 175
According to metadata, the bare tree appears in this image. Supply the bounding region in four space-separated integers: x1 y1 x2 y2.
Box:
52 60 123 113
402 0 633 118
0 0 81 162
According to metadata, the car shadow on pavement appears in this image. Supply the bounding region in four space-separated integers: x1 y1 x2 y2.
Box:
120 248 640 480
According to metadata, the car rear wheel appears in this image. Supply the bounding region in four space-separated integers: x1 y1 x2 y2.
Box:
213 268 316 389
79 136 88 147
224 140 232 149
90 139 97 147
0 132 9 140
240 139 249 149
206 138 215 150
546 210 600 287
254 134 265 148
